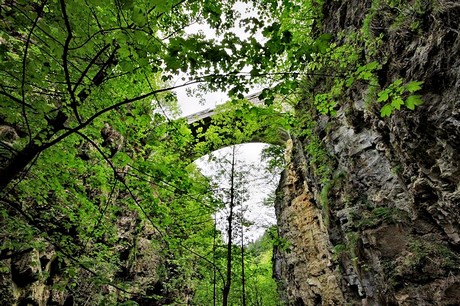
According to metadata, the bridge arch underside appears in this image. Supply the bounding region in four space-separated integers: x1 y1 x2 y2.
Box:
186 105 289 160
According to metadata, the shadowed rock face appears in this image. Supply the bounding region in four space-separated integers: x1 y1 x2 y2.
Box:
273 0 460 305
0 209 169 306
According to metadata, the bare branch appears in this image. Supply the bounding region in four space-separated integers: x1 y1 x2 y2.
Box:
72 44 110 93
84 0 103 31
162 19 200 40
69 27 130 50
60 0 81 124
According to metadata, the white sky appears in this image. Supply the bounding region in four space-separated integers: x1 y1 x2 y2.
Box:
195 144 279 243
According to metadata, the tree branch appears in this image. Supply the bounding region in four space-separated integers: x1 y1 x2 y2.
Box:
0 87 36 111
21 1 46 142
60 0 81 124
0 141 18 154
155 0 189 19
72 44 110 93
0 70 295 191
13 3 63 48
43 79 205 151
69 27 129 50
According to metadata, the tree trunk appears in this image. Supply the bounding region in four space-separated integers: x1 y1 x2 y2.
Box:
213 214 217 306
222 146 236 306
0 143 41 191
241 223 247 306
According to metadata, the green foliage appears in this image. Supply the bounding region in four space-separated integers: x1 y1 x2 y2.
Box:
332 243 347 261
1 0 286 302
294 104 333 186
263 0 426 119
261 144 286 174
0 0 291 190
405 240 460 271
345 231 361 272
380 238 460 291
377 79 424 117
194 98 290 157
0 0 434 303
190 144 284 306
192 227 282 306
356 207 406 229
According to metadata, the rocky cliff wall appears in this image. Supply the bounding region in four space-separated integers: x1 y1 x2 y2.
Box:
0 204 190 306
273 1 460 305
273 138 345 305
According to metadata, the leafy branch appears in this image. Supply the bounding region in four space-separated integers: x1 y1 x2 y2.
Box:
59 0 81 124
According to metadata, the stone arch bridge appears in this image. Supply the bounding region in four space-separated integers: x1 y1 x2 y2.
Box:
183 92 290 159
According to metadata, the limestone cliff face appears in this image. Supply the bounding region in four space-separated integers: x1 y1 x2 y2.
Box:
273 139 345 305
274 1 460 305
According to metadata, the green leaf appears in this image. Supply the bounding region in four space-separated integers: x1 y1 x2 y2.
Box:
391 97 404 110
405 81 424 93
405 95 423 110
393 78 403 87
366 61 380 71
377 90 389 102
345 77 355 87
380 104 393 117
132 8 147 27
359 71 373 80
165 56 181 71
315 33 332 53
154 0 170 13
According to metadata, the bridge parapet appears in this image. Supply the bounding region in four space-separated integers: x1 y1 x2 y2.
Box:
184 90 264 125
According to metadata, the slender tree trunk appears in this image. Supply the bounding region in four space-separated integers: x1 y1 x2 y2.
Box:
241 222 247 306
213 214 217 306
222 146 236 306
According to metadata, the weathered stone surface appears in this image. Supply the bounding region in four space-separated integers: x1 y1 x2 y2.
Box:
0 207 174 306
274 0 460 305
274 138 345 305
